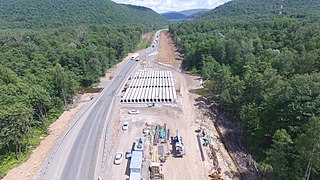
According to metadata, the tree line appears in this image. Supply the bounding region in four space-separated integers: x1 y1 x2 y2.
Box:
0 0 167 29
170 17 320 179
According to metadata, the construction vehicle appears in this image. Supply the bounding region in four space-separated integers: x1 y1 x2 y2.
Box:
150 162 164 180
173 131 185 157
134 137 145 151
209 171 223 180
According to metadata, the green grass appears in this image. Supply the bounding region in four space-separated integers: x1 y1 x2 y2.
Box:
189 80 214 97
0 128 46 178
135 32 154 51
0 108 62 178
135 40 152 51
192 87 212 97
0 153 26 178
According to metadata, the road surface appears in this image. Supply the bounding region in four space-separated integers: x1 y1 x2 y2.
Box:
40 31 161 180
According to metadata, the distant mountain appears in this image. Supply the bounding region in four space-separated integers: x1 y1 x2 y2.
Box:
0 0 168 29
180 9 210 16
198 0 320 20
162 13 188 20
162 9 210 21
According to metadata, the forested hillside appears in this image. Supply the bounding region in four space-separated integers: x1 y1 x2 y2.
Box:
0 0 167 29
199 0 320 20
170 0 320 179
0 24 151 176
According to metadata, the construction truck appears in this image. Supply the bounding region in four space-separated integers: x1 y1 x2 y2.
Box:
150 162 164 180
131 53 140 61
173 131 185 157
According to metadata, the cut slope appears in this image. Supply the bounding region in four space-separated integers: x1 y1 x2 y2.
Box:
0 0 167 29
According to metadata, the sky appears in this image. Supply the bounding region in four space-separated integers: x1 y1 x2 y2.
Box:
111 0 232 13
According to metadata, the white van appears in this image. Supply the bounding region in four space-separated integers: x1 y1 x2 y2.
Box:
131 53 139 61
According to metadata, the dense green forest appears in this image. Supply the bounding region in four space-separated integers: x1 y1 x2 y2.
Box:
0 24 154 176
0 0 167 29
199 0 320 20
170 0 320 179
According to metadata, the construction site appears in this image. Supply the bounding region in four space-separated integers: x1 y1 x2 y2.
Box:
105 31 259 180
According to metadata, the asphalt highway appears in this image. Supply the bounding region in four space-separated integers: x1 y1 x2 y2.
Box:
40 31 160 180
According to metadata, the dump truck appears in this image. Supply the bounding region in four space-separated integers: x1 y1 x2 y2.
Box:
173 131 185 157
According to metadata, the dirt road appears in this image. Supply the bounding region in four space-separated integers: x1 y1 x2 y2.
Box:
156 31 240 179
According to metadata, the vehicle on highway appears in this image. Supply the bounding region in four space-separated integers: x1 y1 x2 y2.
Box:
125 150 132 159
122 122 129 131
131 53 140 61
114 152 124 165
128 109 139 114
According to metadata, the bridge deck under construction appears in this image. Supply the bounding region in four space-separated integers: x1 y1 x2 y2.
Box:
121 70 177 103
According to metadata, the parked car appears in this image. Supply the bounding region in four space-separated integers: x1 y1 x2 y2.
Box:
122 122 129 131
114 152 123 165
125 150 132 159
147 102 155 107
128 109 139 114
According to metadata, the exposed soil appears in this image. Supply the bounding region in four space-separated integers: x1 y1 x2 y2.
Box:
142 33 153 42
106 31 243 180
154 31 242 179
157 31 182 69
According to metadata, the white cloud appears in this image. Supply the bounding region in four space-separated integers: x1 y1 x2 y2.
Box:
112 0 231 13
